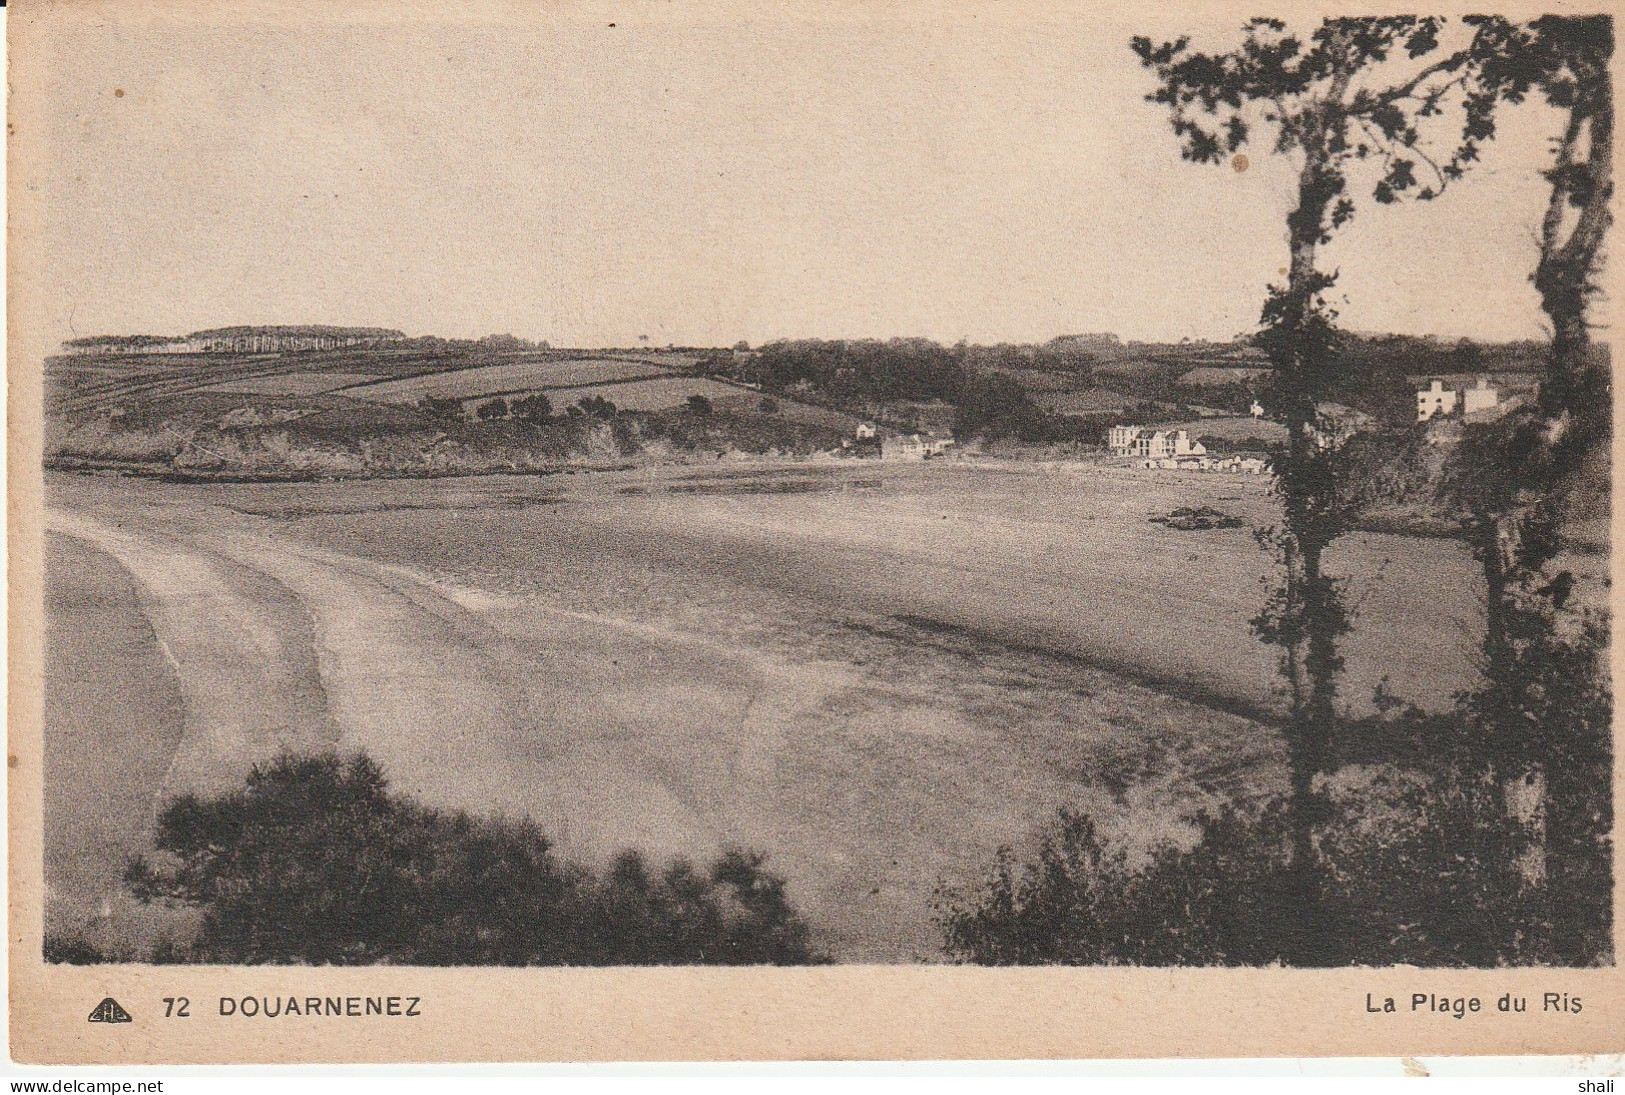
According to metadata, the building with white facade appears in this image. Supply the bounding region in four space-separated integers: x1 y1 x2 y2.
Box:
1417 376 1501 422
1416 378 1458 422
1108 426 1206 459
1462 376 1500 416
881 432 954 461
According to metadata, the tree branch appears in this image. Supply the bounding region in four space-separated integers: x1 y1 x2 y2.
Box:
1350 51 1471 116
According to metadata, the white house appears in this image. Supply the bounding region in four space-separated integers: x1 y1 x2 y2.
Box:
1108 426 1206 459
1462 376 1500 416
1107 425 1141 454
1417 378 1459 421
881 432 954 461
855 422 877 440
1417 376 1501 422
1211 454 1271 475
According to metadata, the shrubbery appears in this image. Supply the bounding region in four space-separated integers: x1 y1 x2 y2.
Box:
937 765 1607 967
105 752 822 966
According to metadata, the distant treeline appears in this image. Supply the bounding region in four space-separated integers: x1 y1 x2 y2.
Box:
63 325 409 350
734 334 1550 438
740 338 1103 440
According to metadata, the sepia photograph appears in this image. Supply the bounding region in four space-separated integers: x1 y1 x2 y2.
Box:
6 0 1620 1065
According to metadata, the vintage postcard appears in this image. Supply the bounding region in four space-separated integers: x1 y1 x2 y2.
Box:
7 0 1623 1065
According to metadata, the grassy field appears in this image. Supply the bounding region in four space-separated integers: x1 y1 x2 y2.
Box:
201 371 387 396
1033 387 1133 415
46 347 624 412
44 342 864 478
1172 415 1288 442
45 461 1483 960
341 357 666 403
540 376 752 411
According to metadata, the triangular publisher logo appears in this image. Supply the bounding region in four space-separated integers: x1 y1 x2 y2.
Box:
87 997 132 1023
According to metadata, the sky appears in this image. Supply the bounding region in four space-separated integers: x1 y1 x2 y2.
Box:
23 4 1572 350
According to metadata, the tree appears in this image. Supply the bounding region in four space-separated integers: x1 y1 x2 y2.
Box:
1440 16 1614 956
124 752 824 965
1468 17 1612 454
416 396 465 421
686 394 714 416
575 395 618 419
1133 18 1491 963
938 778 1552 966
474 398 508 422
509 393 553 422
952 373 1044 440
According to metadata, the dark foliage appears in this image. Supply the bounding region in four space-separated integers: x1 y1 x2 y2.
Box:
937 808 1292 966
939 768 1608 967
747 338 969 406
572 395 618 419
125 752 823 966
508 393 553 422
951 373 1047 440
44 934 122 964
1148 506 1245 531
416 396 466 421
1333 428 1436 512
742 338 1056 440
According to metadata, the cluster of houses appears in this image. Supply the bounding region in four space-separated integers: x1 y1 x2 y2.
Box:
845 420 956 461
1416 376 1501 422
1105 426 1270 473
846 399 960 461
1103 374 1515 477
880 432 956 460
1166 453 1271 474
1107 425 1206 460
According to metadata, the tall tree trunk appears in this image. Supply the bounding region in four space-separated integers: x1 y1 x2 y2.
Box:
1533 83 1612 961
1475 61 1613 959
1533 91 1612 463
1268 142 1348 966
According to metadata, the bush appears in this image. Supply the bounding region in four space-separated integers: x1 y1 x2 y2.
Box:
125 752 823 966
936 807 1293 966
937 768 1606 967
575 395 618 419
686 394 714 416
44 934 119 964
416 396 465 420
508 393 553 422
952 374 1046 440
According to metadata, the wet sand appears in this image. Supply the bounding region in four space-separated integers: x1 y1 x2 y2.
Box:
43 461 1482 960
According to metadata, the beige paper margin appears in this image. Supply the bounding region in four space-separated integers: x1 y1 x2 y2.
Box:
7 0 1624 1066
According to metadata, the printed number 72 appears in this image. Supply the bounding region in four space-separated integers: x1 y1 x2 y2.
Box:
162 997 190 1018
